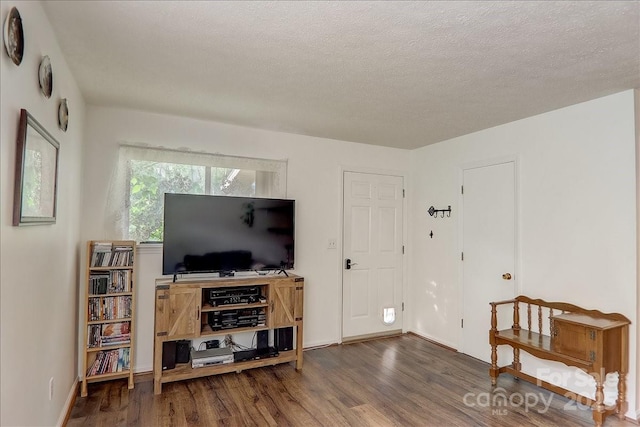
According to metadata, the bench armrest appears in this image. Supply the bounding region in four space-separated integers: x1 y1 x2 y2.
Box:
490 299 516 307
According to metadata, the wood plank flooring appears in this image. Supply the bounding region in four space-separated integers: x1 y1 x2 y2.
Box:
68 334 635 426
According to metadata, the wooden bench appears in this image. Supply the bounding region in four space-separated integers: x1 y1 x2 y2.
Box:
489 296 630 426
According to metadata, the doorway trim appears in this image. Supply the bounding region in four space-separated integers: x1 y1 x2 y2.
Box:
457 155 522 353
339 165 409 344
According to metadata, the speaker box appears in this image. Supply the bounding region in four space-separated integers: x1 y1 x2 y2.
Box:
162 341 177 370
257 330 269 350
275 327 293 351
176 340 191 364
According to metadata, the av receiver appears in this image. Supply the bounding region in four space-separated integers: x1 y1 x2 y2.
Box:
208 286 264 307
207 308 267 331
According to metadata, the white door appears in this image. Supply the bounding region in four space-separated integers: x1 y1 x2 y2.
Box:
462 161 517 362
342 172 404 339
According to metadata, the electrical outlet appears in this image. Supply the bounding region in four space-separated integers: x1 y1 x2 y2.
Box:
328 238 337 249
49 377 54 401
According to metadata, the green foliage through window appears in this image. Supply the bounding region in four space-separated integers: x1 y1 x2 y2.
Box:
127 160 256 242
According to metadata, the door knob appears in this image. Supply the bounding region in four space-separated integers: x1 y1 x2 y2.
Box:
502 273 512 280
345 259 358 270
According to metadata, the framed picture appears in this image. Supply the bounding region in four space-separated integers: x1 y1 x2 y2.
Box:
13 109 60 226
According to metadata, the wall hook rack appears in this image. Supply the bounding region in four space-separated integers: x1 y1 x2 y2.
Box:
428 205 451 218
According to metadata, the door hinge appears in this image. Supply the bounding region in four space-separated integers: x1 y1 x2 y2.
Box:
461 252 464 261
461 319 464 328
402 302 405 311
403 189 405 198
461 185 464 194
402 245 405 254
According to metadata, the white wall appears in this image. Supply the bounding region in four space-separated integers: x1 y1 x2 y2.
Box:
409 91 637 418
81 106 411 372
0 1 86 426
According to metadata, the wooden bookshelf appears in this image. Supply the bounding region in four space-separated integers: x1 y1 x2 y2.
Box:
81 240 136 397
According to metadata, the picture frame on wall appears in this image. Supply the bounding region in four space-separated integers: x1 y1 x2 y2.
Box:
13 109 60 226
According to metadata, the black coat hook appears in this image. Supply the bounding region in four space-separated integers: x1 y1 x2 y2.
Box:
428 205 452 218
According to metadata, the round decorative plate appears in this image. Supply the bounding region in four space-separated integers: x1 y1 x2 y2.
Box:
3 7 24 66
39 55 53 98
58 98 68 131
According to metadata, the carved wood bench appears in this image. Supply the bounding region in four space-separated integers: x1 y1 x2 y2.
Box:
489 296 630 426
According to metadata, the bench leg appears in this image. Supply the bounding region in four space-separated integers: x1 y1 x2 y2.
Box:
489 305 499 386
616 370 628 420
592 377 605 427
489 341 498 386
512 347 521 372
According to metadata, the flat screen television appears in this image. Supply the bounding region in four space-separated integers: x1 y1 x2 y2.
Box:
162 193 295 276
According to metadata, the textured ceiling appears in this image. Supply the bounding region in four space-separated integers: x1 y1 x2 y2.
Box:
42 1 639 149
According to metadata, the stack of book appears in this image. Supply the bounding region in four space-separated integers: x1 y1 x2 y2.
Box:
90 242 113 267
100 321 131 346
98 296 132 320
110 246 134 267
90 243 134 267
109 270 132 292
88 298 101 321
89 272 110 294
89 270 132 295
87 321 131 347
87 348 130 376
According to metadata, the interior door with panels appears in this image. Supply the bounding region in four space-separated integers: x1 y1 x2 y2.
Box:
342 172 404 339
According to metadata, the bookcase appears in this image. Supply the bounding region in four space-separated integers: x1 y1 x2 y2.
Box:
81 240 136 397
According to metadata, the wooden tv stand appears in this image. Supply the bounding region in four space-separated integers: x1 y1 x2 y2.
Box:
153 274 304 394
490 296 630 426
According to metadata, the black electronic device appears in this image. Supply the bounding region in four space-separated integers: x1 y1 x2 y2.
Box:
176 340 191 364
233 347 279 363
162 341 177 370
275 327 293 351
205 339 220 349
163 194 295 278
257 330 269 350
207 308 265 331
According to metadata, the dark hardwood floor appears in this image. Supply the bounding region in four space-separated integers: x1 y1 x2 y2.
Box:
69 334 634 426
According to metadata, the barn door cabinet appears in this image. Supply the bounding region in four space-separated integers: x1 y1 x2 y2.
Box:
153 274 304 394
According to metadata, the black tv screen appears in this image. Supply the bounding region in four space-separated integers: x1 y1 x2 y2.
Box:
163 194 295 275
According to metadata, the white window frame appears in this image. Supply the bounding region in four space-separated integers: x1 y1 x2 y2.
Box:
105 144 287 241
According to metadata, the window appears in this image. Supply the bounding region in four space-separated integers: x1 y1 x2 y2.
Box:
106 145 287 242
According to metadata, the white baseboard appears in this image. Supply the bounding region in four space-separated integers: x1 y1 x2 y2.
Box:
409 329 458 351
57 377 79 427
135 365 153 374
303 339 339 349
